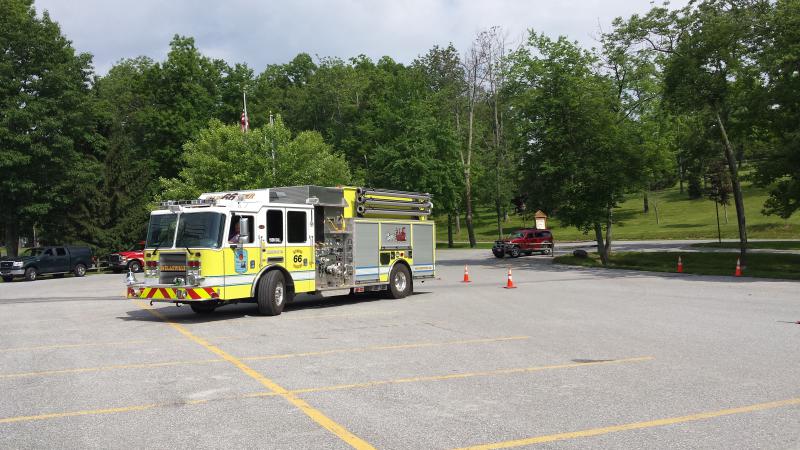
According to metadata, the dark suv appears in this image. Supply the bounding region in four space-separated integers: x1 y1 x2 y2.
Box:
493 229 554 258
1 246 93 281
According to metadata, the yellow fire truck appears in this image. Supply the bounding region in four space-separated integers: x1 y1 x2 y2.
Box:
126 186 435 315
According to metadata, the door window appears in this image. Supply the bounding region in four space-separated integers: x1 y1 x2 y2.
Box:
287 211 307 244
56 248 67 256
229 215 254 244
44 249 53 256
266 210 283 244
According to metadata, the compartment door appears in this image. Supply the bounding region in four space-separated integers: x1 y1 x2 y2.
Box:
353 222 380 283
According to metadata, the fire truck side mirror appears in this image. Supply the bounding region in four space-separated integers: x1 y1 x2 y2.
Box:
238 217 250 248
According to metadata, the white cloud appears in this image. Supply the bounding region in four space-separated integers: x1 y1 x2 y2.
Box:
34 0 683 75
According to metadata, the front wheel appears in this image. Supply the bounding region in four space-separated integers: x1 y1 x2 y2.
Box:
509 247 521 258
24 267 37 281
388 264 412 299
492 250 505 259
73 264 87 277
257 270 290 316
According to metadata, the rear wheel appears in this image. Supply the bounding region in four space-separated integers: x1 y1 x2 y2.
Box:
190 302 217 314
387 264 412 299
73 264 87 277
24 267 37 281
2 276 13 283
257 270 290 316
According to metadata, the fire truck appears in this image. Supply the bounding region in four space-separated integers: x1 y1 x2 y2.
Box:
126 186 435 315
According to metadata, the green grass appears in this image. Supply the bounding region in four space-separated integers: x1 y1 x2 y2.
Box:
690 241 800 250
435 181 800 243
554 251 800 280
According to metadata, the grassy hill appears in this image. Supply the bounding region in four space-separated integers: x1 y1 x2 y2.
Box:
435 182 800 243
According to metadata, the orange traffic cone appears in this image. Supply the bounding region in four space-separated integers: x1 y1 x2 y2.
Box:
462 265 472 283
677 256 683 273
735 257 742 277
504 267 517 289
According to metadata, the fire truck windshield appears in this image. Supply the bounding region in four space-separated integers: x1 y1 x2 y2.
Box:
175 212 226 249
146 214 178 248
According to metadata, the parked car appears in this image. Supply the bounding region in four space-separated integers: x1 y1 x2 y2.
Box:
1 246 93 281
492 229 554 258
108 241 145 273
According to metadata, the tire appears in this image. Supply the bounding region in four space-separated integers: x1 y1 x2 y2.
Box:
24 267 37 281
509 247 521 258
128 260 142 273
256 270 290 316
492 250 505 259
2 276 13 283
73 263 87 277
387 264 412 299
190 302 217 314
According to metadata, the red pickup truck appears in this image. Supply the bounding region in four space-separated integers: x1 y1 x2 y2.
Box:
492 229 554 258
108 241 145 273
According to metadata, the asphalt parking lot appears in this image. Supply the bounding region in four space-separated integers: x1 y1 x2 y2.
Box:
1 249 798 449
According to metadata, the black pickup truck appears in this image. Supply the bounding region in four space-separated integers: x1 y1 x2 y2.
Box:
1 246 93 282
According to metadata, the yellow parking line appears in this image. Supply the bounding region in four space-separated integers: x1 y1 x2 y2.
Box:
0 356 651 425
289 357 654 395
0 336 528 379
453 397 800 449
242 336 529 361
0 335 240 353
135 301 376 450
0 359 224 379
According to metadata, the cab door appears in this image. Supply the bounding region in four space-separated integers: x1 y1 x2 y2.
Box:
285 207 315 293
263 208 287 268
53 248 70 272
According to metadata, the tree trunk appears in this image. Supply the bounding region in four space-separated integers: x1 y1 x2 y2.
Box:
715 110 747 264
654 200 660 225
604 207 613 262
5 219 19 258
594 222 608 266
447 213 454 248
723 203 728 224
715 201 722 243
455 209 461 234
465 172 476 247
643 191 649 213
495 199 503 240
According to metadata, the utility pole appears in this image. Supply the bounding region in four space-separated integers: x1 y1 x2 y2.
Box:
269 111 276 177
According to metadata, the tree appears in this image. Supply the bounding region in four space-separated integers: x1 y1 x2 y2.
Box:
619 0 769 263
161 118 350 199
706 158 733 241
508 32 645 264
753 0 800 220
0 0 104 256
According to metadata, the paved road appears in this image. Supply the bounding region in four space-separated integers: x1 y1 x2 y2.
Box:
0 250 798 449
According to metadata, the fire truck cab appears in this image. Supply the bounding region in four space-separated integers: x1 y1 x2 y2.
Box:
127 186 435 315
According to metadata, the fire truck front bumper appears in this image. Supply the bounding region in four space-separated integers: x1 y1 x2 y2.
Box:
126 285 220 303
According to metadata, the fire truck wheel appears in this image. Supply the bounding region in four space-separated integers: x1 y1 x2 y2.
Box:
257 270 288 316
509 247 521 258
388 264 412 299
190 302 217 314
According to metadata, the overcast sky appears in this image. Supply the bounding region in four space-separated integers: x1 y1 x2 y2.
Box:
35 0 678 75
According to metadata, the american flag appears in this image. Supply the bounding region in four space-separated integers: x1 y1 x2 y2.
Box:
240 111 249 132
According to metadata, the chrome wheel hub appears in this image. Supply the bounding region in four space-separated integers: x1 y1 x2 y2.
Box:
394 271 407 292
274 282 284 306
